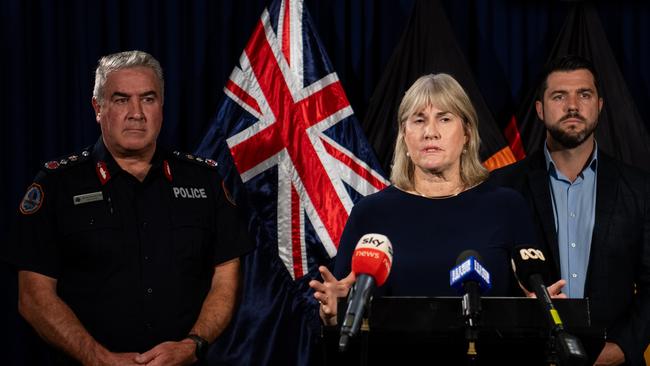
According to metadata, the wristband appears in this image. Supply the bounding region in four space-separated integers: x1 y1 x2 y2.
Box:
186 334 209 361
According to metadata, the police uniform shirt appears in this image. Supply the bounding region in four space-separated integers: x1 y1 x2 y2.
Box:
9 138 253 353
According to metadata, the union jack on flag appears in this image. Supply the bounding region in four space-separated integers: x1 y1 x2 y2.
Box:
195 0 387 363
198 0 387 279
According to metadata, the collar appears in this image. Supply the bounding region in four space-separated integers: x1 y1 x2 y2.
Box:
92 137 173 185
543 140 599 179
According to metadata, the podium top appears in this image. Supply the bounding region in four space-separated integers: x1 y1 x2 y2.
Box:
365 296 602 338
330 297 605 365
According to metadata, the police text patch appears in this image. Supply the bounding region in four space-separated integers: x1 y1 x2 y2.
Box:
173 187 207 199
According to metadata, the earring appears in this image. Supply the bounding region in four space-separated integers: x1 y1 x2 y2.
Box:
406 151 410 157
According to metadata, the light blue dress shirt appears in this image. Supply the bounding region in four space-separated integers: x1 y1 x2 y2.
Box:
544 143 598 298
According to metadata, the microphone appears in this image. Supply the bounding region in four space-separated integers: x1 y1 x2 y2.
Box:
511 245 587 365
450 250 491 324
339 233 393 351
450 250 491 359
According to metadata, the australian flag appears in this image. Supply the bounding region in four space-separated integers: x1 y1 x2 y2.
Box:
195 0 389 364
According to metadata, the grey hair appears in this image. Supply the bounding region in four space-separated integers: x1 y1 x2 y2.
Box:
93 50 164 104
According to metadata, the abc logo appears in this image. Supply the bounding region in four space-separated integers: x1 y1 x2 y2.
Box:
519 248 545 261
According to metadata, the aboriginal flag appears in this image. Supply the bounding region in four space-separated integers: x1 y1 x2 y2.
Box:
362 0 517 174
515 3 650 172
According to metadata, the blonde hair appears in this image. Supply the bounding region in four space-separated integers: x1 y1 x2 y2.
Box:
390 73 488 190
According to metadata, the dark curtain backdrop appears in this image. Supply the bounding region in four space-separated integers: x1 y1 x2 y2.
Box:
1 0 649 364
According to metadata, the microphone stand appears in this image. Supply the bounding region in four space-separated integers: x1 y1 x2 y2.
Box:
545 330 560 366
461 282 481 365
465 326 479 366
530 281 586 366
360 316 369 366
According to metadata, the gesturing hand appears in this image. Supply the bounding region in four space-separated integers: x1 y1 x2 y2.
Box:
309 266 356 326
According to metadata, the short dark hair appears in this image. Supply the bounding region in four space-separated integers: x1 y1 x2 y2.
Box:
536 55 600 101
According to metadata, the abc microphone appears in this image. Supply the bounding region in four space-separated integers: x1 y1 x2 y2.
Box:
339 233 393 351
511 245 587 365
450 250 491 359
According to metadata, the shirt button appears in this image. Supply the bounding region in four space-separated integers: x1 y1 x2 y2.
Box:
146 287 153 294
570 212 576 218
145 322 153 329
570 243 576 248
144 255 150 261
142 221 148 229
571 273 578 278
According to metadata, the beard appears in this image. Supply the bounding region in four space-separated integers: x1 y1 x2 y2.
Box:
547 113 598 149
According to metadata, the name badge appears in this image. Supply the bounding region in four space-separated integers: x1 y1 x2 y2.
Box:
73 191 104 205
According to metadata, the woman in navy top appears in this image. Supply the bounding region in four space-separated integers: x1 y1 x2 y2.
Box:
310 74 544 326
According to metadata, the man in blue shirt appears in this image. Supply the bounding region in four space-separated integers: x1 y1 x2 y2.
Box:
491 55 650 366
543 118 598 299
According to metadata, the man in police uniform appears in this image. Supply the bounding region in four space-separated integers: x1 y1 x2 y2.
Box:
7 50 253 365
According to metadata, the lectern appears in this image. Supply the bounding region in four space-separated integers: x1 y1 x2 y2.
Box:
324 297 603 366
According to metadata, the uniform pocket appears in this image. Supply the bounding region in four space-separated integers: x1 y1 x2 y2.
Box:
58 199 122 287
170 213 213 277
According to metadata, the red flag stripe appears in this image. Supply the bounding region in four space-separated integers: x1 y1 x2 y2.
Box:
282 0 291 66
322 138 388 191
504 115 526 161
291 185 304 278
232 19 348 246
225 79 262 115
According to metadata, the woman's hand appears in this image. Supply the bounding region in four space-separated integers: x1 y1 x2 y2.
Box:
309 266 356 326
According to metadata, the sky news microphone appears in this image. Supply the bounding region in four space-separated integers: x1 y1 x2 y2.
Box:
511 245 587 365
339 233 393 352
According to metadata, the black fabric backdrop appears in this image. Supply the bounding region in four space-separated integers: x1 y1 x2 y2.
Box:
1 0 649 364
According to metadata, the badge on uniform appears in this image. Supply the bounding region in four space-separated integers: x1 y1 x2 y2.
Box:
73 191 104 205
44 160 60 170
95 161 111 185
19 183 44 215
163 160 173 182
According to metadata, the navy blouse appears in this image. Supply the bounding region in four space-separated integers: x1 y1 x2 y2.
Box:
334 182 537 297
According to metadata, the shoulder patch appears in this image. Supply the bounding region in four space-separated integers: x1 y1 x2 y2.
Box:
43 148 92 171
173 151 218 169
19 183 44 215
222 181 236 206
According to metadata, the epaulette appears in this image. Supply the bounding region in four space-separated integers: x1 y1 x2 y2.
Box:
172 150 219 169
42 147 93 172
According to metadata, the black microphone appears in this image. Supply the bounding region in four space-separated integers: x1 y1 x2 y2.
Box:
511 245 587 365
338 233 393 351
450 250 492 327
450 250 491 360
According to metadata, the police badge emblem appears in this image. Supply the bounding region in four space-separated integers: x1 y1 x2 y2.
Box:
19 183 44 215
